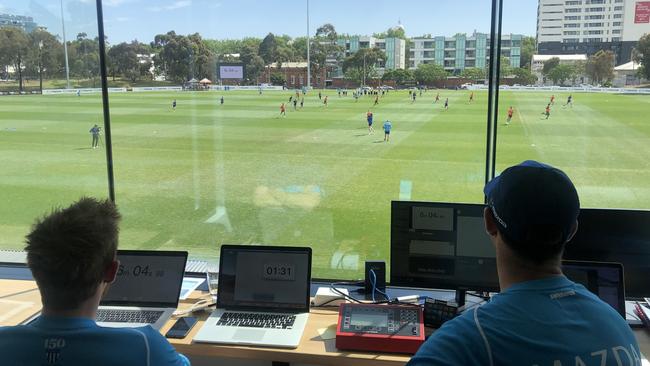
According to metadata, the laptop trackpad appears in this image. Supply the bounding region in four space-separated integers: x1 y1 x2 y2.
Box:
234 329 266 342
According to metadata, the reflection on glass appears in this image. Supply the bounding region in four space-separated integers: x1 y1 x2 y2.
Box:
498 0 650 210
0 1 105 250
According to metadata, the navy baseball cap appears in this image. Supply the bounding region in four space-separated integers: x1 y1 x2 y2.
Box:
484 160 580 246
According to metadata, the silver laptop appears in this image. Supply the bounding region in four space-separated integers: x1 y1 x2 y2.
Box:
96 250 187 330
193 245 311 348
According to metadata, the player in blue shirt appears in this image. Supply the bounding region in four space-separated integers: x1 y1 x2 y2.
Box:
0 198 190 366
407 161 640 366
89 124 101 149
383 120 392 142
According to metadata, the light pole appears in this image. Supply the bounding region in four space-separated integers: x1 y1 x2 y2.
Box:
363 52 366 87
60 0 70 89
38 40 43 93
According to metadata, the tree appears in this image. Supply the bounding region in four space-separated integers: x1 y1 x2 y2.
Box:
547 64 574 86
107 41 148 83
381 68 415 85
519 36 536 69
0 27 30 91
633 33 650 80
315 24 337 41
414 63 448 85
510 67 538 85
586 50 615 84
258 33 277 65
500 56 512 77
460 67 486 81
342 47 386 86
542 57 560 77
153 32 193 83
270 72 286 86
26 29 63 91
69 33 100 86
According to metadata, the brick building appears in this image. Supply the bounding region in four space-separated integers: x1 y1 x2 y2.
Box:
264 62 328 88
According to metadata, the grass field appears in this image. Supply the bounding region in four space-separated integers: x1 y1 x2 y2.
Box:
1 89 649 278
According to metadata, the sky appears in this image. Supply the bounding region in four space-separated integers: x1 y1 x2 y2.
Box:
0 0 538 43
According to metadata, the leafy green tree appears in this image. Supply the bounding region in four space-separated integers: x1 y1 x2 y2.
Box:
0 27 30 91
107 41 149 83
381 68 415 85
542 57 560 78
315 24 338 41
510 67 538 85
632 34 650 80
258 33 277 65
414 63 448 85
270 72 286 86
586 50 615 84
26 29 63 91
342 47 386 86
500 56 512 77
69 32 100 86
547 64 574 86
519 36 536 69
153 33 193 83
460 67 486 81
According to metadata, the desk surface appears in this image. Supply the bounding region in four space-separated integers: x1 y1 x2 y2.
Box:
1 279 649 366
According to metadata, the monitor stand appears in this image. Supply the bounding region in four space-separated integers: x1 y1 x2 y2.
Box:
455 290 466 307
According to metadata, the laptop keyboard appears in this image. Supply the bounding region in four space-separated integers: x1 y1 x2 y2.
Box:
96 309 164 324
217 312 296 329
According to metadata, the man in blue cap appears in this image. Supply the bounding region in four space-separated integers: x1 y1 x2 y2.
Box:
408 160 640 366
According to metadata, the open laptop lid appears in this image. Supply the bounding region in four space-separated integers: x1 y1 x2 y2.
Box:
217 245 312 313
100 250 188 308
562 260 625 317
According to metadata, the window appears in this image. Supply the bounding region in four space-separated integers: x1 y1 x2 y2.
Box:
612 29 621 34
0 0 107 252
613 13 622 18
565 23 581 28
584 22 604 27
566 8 582 12
614 6 623 10
585 15 604 19
6 0 649 281
565 0 582 4
586 7 605 12
613 21 622 26
564 31 580 35
565 16 581 20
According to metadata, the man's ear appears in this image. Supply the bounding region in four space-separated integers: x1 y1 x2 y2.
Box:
484 207 499 238
565 220 579 243
104 260 119 284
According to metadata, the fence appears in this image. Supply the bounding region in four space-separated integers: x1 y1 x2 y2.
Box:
467 84 650 94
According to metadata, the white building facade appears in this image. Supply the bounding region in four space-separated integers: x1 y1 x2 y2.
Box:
536 0 650 63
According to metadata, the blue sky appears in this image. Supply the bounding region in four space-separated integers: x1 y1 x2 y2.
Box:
1 0 538 43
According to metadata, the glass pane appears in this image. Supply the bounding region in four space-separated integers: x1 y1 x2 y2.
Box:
0 1 106 251
102 0 493 278
499 0 650 210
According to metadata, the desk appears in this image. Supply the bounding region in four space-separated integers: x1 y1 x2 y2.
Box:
1 279 649 366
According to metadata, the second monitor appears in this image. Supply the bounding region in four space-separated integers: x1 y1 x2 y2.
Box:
390 201 500 300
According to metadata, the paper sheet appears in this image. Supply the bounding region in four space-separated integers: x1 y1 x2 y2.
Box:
316 324 337 340
179 277 205 300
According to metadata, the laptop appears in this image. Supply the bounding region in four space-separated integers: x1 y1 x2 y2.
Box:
193 245 312 348
562 260 626 318
96 250 188 330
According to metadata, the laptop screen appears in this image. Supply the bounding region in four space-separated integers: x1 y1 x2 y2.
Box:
217 245 312 312
562 260 625 317
101 250 188 308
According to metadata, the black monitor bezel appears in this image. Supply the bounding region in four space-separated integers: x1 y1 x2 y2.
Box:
561 259 626 317
217 244 312 313
389 200 500 293
100 249 188 308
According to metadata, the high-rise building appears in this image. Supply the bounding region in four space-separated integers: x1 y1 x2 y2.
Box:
0 13 39 33
409 33 523 73
335 36 407 70
536 0 650 63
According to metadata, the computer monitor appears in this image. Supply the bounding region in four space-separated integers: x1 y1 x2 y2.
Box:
390 201 500 302
563 208 650 299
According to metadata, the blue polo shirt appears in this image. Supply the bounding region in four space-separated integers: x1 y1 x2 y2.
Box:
383 121 392 132
408 276 641 366
0 316 190 366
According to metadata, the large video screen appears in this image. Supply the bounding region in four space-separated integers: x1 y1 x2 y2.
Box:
219 64 244 79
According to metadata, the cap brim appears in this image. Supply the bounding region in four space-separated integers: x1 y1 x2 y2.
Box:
484 175 501 198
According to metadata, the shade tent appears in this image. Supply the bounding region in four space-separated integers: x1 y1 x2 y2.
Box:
199 78 212 84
